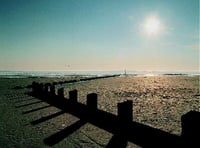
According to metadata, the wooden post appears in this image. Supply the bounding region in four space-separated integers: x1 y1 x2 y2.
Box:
32 81 37 93
69 89 77 102
53 82 58 85
58 88 64 98
50 84 55 95
39 83 44 92
117 100 133 123
36 82 40 93
44 83 50 93
87 93 97 110
181 111 200 145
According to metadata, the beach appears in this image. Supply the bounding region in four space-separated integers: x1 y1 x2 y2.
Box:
0 75 199 147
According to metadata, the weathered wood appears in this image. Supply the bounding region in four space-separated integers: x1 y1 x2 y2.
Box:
117 100 133 123
58 88 64 98
181 111 200 146
87 93 97 110
69 89 77 102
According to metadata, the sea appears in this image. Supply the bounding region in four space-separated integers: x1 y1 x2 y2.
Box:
0 70 199 78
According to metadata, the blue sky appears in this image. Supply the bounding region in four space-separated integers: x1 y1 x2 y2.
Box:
0 0 199 71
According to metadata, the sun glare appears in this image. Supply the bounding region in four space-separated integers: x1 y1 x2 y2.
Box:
144 16 161 35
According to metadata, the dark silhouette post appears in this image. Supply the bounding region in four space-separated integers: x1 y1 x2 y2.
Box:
58 88 64 98
44 83 51 93
53 82 58 85
181 111 200 146
50 84 55 95
87 93 98 110
32 81 37 93
69 89 77 103
36 82 39 93
117 100 133 124
39 83 44 93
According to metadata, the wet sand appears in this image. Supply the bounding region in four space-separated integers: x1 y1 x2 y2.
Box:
0 76 199 147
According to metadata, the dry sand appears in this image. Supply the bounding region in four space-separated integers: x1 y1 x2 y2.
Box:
0 76 199 147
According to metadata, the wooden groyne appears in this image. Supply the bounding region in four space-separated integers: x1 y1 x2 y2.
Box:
49 74 120 88
30 81 200 147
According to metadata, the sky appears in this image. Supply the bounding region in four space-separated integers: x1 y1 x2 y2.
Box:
0 0 199 71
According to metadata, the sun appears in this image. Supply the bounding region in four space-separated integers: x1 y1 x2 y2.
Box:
144 16 161 35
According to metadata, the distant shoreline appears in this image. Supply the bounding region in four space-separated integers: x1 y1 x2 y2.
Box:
0 75 199 79
0 71 199 79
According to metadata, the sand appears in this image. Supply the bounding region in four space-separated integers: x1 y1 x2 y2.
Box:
0 76 199 147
